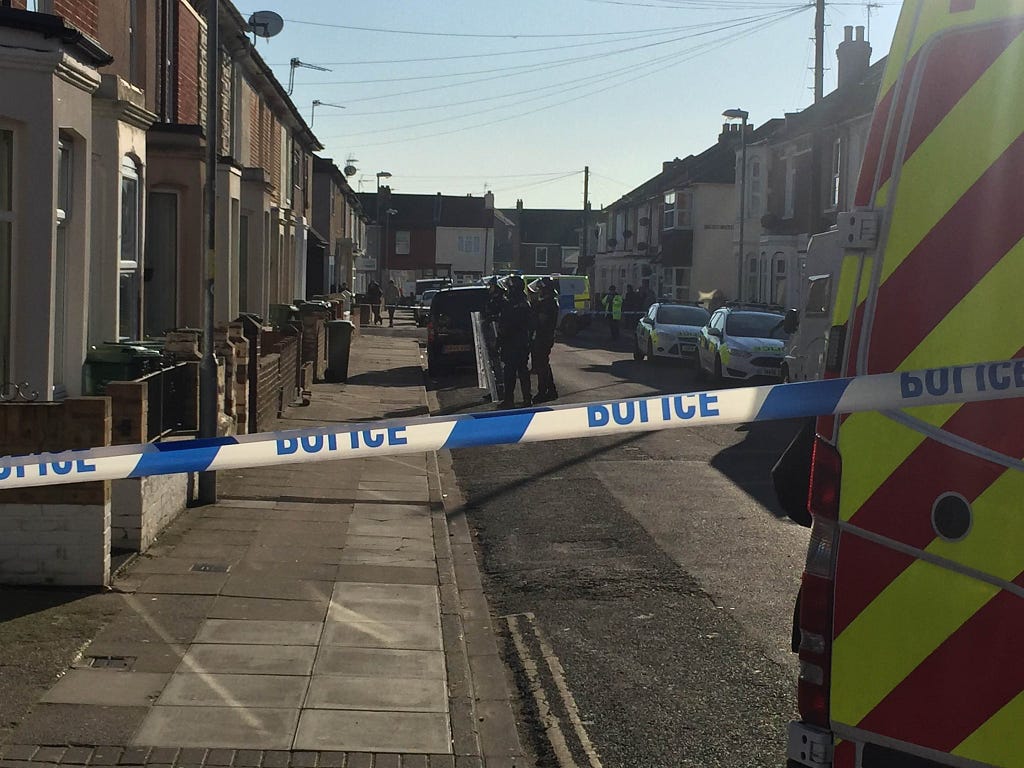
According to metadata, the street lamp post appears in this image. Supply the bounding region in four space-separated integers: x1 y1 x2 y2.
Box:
375 172 392 284
382 208 397 285
723 108 749 302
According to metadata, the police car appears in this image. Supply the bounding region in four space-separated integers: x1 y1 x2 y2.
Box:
696 304 789 382
634 302 710 362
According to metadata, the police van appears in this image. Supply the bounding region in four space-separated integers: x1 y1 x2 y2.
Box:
785 3 1024 767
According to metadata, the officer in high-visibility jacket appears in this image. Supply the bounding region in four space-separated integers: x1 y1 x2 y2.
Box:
603 285 623 340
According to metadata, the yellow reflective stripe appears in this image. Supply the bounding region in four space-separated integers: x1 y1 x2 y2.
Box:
838 406 957 521
953 688 1024 765
838 242 1024 520
831 559 999 727
880 31 1024 286
830 255 862 328
880 2 1024 96
899 237 1024 371
928 466 1024 586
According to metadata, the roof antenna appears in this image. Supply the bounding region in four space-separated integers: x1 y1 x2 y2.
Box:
288 58 331 95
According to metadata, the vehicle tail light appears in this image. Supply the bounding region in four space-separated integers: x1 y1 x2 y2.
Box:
797 436 841 729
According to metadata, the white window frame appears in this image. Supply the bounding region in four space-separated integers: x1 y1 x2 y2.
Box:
119 156 142 341
663 190 693 230
830 137 842 210
535 246 548 269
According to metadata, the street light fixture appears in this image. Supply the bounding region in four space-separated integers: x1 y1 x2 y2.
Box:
310 99 344 127
382 208 398 285
723 108 749 302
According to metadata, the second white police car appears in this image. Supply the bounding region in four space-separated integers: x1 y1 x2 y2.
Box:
634 302 710 363
696 304 789 382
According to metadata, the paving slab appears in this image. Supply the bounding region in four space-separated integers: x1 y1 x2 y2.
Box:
124 557 202 576
313 648 446 680
335 564 437 586
131 706 299 749
355 489 433 504
243 546 346 565
320 620 442 651
292 710 450 754
136 574 230 596
347 521 433 541
156 674 309 708
207 597 328 623
338 550 436 569
13 704 149 746
218 577 333 603
250 532 348 549
304 675 446 713
343 536 434 556
327 596 440 627
180 645 317 676
39 670 169 707
76 641 188 673
194 620 324 646
227 561 338 582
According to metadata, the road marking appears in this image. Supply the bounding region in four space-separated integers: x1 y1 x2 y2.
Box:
503 612 603 768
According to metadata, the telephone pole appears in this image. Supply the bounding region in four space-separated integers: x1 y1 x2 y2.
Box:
581 166 590 276
814 0 825 103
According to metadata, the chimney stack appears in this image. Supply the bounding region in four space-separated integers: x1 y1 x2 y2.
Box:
836 24 871 89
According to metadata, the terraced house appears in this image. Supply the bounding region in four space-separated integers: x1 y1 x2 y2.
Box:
0 0 346 586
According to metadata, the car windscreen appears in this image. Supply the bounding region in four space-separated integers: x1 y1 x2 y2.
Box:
656 305 709 326
431 290 488 330
421 291 438 303
725 312 787 339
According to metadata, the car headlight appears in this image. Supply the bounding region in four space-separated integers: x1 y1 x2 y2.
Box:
728 347 752 359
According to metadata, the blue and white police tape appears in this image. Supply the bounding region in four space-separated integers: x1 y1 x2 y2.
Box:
1 358 1023 489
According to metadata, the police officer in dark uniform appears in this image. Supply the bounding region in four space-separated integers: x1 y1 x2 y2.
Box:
529 277 559 402
496 275 534 408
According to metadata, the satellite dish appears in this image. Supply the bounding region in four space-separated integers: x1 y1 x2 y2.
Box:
249 11 284 38
343 165 358 177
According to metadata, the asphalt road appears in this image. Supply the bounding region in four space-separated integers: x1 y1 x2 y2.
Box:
432 326 811 768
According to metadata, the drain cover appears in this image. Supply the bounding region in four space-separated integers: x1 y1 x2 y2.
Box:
89 656 133 670
191 562 230 573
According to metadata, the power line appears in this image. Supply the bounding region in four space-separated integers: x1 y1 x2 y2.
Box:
264 19 753 67
279 16 722 39
298 9 792 87
338 6 804 150
318 7 803 141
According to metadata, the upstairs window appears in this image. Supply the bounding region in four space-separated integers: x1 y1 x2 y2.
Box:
830 138 842 210
535 246 548 269
663 190 692 229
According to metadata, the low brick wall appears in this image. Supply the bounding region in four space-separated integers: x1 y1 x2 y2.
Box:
112 472 193 553
0 398 112 586
301 313 328 382
256 353 282 431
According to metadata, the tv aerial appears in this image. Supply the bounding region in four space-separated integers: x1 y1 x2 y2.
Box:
288 58 331 95
248 10 283 44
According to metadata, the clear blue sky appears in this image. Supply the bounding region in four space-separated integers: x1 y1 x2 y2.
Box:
234 0 904 210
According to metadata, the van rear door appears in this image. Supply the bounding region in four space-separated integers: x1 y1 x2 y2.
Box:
816 3 1024 766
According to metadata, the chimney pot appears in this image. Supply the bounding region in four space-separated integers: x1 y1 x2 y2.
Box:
856 25 865 42
844 25 853 42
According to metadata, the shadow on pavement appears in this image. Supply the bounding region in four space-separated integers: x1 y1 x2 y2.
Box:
0 587 98 622
344 365 425 387
710 419 804 518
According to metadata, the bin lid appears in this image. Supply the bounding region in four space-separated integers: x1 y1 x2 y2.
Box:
86 342 163 362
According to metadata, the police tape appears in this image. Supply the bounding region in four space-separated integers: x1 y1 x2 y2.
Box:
1 358 1023 489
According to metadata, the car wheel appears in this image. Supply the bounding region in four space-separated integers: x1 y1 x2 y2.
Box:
633 337 644 361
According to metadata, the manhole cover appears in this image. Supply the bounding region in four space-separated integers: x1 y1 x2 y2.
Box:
191 563 230 573
88 656 133 670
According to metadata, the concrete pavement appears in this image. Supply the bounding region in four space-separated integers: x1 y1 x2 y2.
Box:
0 325 524 768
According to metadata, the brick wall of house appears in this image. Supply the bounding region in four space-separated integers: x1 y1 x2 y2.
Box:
220 52 232 156
175 0 201 125
271 120 281 197
53 0 99 37
0 399 112 586
300 314 328 382
256 353 281 431
9 0 27 10
259 329 300 423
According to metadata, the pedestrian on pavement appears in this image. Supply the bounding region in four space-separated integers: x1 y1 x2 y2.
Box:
366 281 383 326
496 275 534 408
604 284 623 340
385 279 400 327
528 277 559 403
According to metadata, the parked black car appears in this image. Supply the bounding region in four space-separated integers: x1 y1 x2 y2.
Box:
426 286 489 376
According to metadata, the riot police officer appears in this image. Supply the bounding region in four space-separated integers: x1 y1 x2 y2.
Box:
496 275 534 408
529 277 559 402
